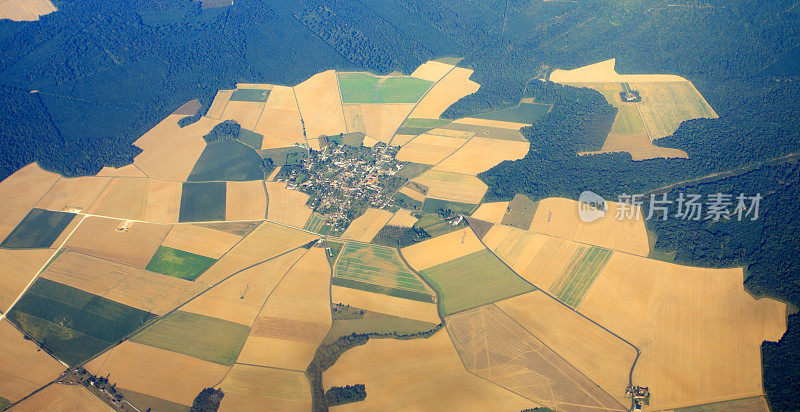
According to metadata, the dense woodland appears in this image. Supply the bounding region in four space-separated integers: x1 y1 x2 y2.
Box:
1 0 799 409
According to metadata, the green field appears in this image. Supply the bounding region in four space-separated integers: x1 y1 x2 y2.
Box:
673 396 768 412
178 182 226 222
324 308 438 344
610 105 645 134
0 396 9 411
422 198 476 215
230 88 270 102
500 194 537 229
418 249 536 316
145 246 217 281
413 214 465 238
237 128 264 149
325 241 344 267
187 140 263 182
258 146 309 166
472 102 552 124
396 163 431 180
304 213 326 233
550 246 613 308
334 242 434 303
396 118 450 136
439 122 528 142
7 278 156 366
0 208 76 249
338 73 432 104
392 192 423 210
131 310 250 366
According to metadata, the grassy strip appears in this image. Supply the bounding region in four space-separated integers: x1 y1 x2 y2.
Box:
332 277 434 303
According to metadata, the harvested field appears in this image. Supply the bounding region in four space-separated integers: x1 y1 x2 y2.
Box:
218 364 311 411
264 182 312 228
401 227 485 272
487 227 589 290
294 70 346 139
387 209 418 228
1 208 75 249
205 90 233 119
530 197 650 256
87 177 148 220
133 115 218 181
179 182 226 222
341 208 393 242
85 341 229 406
254 86 305 145
225 180 267 221
632 81 718 140
395 132 467 165
117 390 189 412
0 319 64 403
579 254 787 409
418 249 535 316
181 250 305 326
343 103 414 144
221 100 265 130
145 246 216 281
10 383 112 411
0 164 59 243
196 221 318 284
471 201 509 224
549 246 613 307
323 330 531 410
196 221 260 236
0 0 56 21
42 251 207 316
550 58 687 83
412 170 487 205
237 249 331 370
496 291 636 405
409 67 480 119
446 304 625 411
337 73 432 104
0 248 55 311
432 136 528 174
35 177 111 212
7 278 156 366
334 242 434 303
410 60 454 82
500 194 537 230
187 140 263 182
331 286 440 324
132 310 249 366
144 179 182 224
65 217 169 268
96 164 147 178
672 395 769 412
162 223 240 260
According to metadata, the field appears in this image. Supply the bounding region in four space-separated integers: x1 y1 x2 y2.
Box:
264 182 312 228
10 383 112 411
35 176 111 212
337 73 432 104
258 146 308 166
304 213 326 233
343 104 415 144
499 194 537 229
549 246 613 307
131 310 249 366
0 208 75 249
180 250 305 326
421 197 476 215
446 304 626 411
205 90 233 119
432 137 528 175
530 197 650 256
579 253 787 409
470 201 509 224
225 180 267 221
442 121 529 141
387 209 417 228
417 249 536 316
331 286 440 324
340 208 393 242
409 60 454 81
396 186 425 206
87 177 148 220
496 291 636 405
143 179 182 223
293 70 346 140
673 395 769 412
236 249 332 370
325 308 439 344
133 116 218 181
178 182 226 222
196 222 318 284
196 221 260 236
218 364 311 411
632 81 718 140
7 278 157 366
221 100 265 130
395 118 450 136
65 217 170 268
401 227 485 272
409 67 480 119
412 170 488 205
42 251 207 316
96 164 146 178
0 0 56 21
471 102 552 124
85 341 229 406
230 88 271 102
323 331 531 410
187 140 264 182
333 242 434 303
161 224 241 259
0 248 54 312
236 128 263 149
413 213 465 238
253 86 305 145
395 133 467 165
145 246 217 281
0 319 64 403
